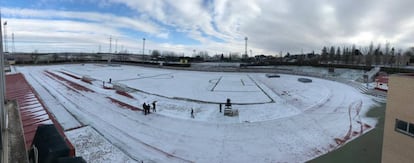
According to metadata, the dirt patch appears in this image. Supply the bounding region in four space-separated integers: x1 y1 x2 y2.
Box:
116 91 134 99
45 71 94 93
59 71 81 79
81 78 93 84
106 97 142 111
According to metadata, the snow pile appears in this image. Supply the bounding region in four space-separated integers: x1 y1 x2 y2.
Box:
65 126 136 162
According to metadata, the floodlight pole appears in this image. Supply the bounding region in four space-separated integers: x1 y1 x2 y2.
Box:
244 37 248 58
11 33 15 53
108 36 112 64
109 36 112 53
142 38 145 61
2 21 6 53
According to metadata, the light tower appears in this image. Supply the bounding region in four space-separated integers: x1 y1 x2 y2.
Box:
109 36 112 53
142 38 146 61
12 33 15 53
108 36 112 64
142 38 146 55
244 36 248 58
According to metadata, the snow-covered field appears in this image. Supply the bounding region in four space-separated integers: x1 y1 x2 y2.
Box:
15 64 379 162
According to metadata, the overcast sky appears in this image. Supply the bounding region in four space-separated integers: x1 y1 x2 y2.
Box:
1 0 414 55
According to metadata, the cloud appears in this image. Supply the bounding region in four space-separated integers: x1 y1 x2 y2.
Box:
2 7 166 37
2 0 414 55
1 7 171 53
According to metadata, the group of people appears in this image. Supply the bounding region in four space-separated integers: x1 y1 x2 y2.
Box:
140 101 196 119
143 101 156 115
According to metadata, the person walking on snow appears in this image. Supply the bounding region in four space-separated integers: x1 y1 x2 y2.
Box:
191 109 194 118
219 103 222 113
152 101 157 112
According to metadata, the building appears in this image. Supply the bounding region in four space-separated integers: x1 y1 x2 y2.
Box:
382 74 414 163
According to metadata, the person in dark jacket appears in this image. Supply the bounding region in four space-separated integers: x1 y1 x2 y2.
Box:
152 101 157 112
143 102 147 115
147 104 151 114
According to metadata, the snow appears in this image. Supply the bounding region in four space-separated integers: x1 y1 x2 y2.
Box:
23 72 82 130
65 126 136 162
15 64 379 162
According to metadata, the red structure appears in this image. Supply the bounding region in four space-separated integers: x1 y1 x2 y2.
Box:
5 73 75 156
375 75 389 91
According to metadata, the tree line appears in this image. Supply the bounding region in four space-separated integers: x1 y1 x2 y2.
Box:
318 42 413 67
